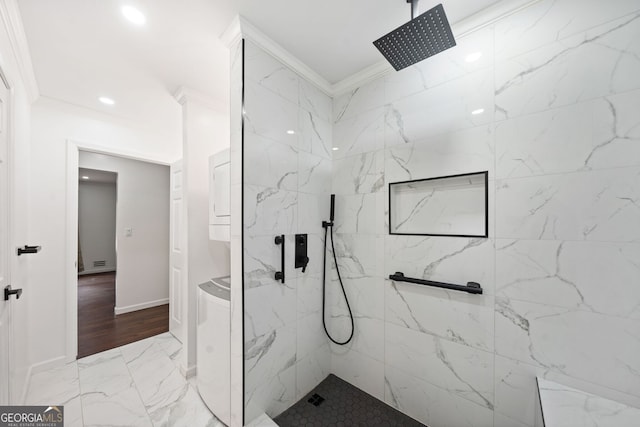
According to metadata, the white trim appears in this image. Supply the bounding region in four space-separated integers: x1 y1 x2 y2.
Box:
21 356 67 403
77 267 116 276
180 364 196 379
173 86 228 112
114 298 169 316
0 0 39 102
222 0 542 97
222 16 333 96
65 139 173 363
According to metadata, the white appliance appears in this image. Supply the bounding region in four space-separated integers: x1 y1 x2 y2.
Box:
197 277 231 425
209 149 230 241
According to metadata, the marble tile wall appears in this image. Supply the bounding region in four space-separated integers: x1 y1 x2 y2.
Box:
241 40 332 423
328 1 640 426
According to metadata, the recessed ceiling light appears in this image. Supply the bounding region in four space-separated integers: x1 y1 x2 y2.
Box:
471 108 485 115
286 130 295 135
82 176 90 180
122 5 146 26
99 97 115 105
332 147 339 151
465 52 482 63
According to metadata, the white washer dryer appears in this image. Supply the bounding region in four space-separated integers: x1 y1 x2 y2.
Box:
197 276 230 425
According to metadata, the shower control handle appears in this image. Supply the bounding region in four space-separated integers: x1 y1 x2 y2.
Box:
294 234 309 273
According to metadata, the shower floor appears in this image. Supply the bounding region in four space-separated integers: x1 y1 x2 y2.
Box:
274 374 425 427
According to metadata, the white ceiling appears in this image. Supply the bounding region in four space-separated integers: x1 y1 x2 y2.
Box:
18 0 505 125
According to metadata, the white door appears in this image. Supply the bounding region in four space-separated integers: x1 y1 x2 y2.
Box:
169 160 185 342
0 71 11 404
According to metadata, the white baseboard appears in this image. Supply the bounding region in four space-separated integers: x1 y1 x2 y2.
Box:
78 267 116 276
180 364 197 379
114 298 169 315
21 355 67 404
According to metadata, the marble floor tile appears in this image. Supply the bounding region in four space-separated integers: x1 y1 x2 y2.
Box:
24 333 222 427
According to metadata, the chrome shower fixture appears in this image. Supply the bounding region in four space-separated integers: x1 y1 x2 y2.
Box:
373 1 456 71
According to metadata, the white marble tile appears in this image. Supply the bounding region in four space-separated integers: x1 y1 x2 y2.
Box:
296 274 323 319
298 151 331 194
333 79 385 123
384 366 494 427
332 194 377 235
245 364 296 422
245 412 279 427
496 239 640 319
330 349 385 401
495 297 640 399
332 107 385 159
153 333 182 362
328 275 384 321
385 322 494 410
244 234 286 289
494 412 531 427
495 167 640 242
496 90 640 178
329 316 384 363
297 193 328 235
495 13 640 120
299 109 332 159
301 233 326 279
124 342 188 408
245 40 299 105
296 311 327 360
385 125 494 183
385 26 495 103
295 344 330 400
385 280 495 352
385 235 495 295
538 378 640 427
64 395 84 427
299 79 332 123
244 324 297 404
147 384 222 427
244 131 298 191
245 281 296 340
332 233 381 279
384 68 494 147
244 185 297 236
332 150 385 195
81 386 151 427
244 81 299 145
78 350 134 397
494 0 640 60
26 362 80 406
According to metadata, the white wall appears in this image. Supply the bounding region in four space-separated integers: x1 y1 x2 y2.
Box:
0 0 34 403
79 151 169 314
78 181 117 274
175 90 230 374
28 97 180 365
240 40 333 422
328 1 640 426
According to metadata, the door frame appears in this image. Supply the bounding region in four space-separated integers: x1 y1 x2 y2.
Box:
65 139 171 362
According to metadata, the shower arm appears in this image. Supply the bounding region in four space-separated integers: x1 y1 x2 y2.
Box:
407 0 419 19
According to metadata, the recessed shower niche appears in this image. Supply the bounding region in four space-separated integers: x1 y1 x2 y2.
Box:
389 171 488 237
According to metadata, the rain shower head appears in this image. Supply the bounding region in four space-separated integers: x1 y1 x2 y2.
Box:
373 2 456 71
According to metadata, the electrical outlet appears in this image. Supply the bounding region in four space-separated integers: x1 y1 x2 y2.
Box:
125 227 133 237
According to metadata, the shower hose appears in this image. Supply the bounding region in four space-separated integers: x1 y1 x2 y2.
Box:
321 222 354 345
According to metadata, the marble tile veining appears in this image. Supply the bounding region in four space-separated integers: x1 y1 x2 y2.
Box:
25 333 223 427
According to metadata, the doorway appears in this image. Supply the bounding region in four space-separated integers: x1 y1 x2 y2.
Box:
71 149 171 359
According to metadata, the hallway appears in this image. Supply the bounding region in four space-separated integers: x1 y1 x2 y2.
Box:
25 333 222 427
78 273 169 358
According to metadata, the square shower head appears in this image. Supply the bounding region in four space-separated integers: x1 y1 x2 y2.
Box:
373 3 456 71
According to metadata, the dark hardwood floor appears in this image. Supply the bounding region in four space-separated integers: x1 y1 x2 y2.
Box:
77 272 169 359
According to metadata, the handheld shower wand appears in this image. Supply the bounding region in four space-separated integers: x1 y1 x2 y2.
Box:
322 194 354 345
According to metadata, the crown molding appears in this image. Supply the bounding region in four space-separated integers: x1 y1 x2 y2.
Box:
221 0 542 98
0 0 39 102
173 86 228 112
221 15 333 96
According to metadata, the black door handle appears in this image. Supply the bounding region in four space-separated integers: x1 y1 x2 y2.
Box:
4 285 23 301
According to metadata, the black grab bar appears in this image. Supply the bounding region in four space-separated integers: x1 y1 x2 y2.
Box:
388 272 483 294
274 235 285 283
